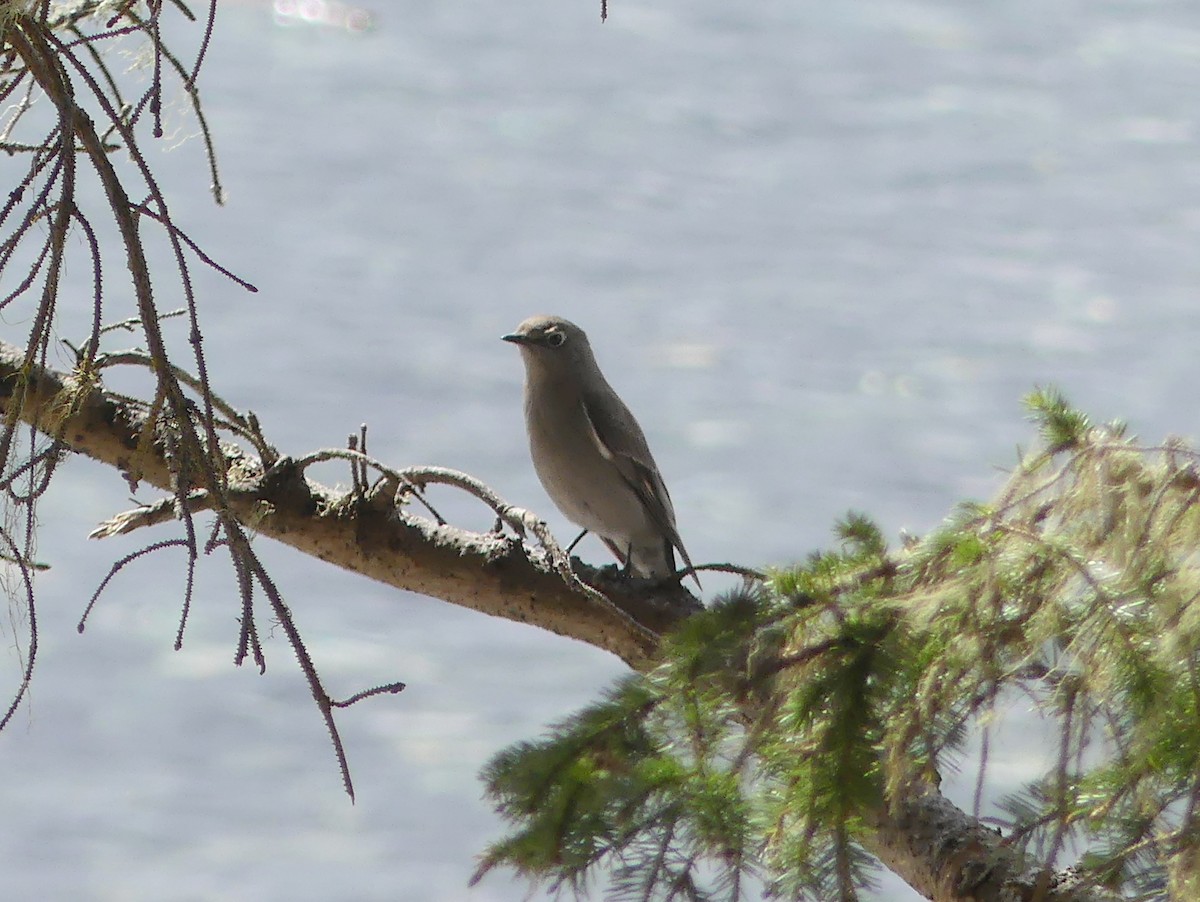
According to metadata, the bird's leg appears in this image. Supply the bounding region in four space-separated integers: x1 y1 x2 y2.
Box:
622 542 634 579
565 529 588 555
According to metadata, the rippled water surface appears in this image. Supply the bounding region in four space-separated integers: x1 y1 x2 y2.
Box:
2 1 1199 899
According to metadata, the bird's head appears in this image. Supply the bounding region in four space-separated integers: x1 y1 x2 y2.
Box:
502 315 593 373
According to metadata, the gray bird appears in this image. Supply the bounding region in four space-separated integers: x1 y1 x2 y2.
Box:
503 315 699 589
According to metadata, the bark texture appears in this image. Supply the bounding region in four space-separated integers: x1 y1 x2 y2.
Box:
0 340 698 668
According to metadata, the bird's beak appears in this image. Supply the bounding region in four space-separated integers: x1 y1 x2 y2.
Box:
501 332 528 345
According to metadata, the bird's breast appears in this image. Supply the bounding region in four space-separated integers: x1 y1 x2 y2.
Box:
523 388 650 540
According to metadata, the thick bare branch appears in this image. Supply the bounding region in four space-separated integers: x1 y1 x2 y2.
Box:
0 338 696 668
864 787 1123 902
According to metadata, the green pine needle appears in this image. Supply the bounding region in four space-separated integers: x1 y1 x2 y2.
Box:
476 398 1200 899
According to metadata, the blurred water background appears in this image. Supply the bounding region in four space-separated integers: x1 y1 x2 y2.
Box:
2 0 1199 898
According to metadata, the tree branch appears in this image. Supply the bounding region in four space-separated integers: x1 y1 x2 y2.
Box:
864 787 1123 901
0 338 699 669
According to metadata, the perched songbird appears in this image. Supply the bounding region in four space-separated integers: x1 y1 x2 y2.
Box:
503 315 699 589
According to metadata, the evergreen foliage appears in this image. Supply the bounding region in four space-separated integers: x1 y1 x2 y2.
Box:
475 391 1200 900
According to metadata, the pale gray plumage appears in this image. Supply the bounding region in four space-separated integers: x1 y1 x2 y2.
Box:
503 315 699 589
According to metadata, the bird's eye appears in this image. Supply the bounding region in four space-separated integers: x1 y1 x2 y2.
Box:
545 330 566 348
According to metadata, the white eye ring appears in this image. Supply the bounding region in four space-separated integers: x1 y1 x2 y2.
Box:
545 331 566 348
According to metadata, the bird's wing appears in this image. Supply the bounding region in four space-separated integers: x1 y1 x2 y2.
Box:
580 388 699 583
